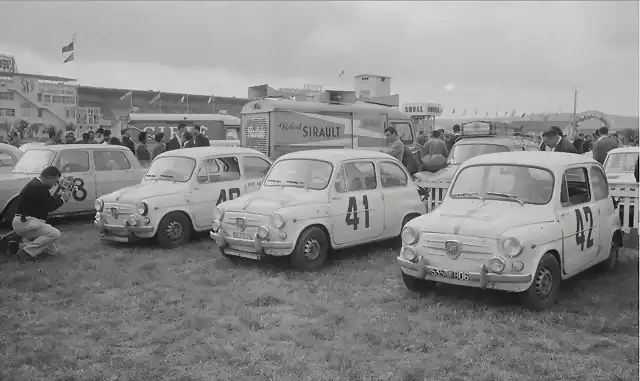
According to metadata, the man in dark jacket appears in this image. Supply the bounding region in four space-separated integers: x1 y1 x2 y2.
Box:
8 166 70 262
165 124 186 151
572 133 585 154
194 125 210 147
541 127 577 153
446 125 461 152
592 127 619 165
120 129 136 153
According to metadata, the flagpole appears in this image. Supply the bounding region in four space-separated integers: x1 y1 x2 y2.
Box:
212 94 215 113
186 95 189 113
159 94 162 113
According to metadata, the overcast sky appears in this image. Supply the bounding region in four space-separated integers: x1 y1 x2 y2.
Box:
0 1 638 116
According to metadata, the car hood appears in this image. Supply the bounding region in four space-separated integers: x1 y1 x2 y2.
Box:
414 164 459 183
223 187 326 215
416 199 554 238
101 181 189 204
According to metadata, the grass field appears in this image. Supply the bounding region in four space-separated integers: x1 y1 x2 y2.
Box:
0 217 638 381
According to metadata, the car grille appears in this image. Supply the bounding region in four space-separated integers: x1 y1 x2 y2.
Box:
222 212 268 234
418 232 497 258
102 203 135 226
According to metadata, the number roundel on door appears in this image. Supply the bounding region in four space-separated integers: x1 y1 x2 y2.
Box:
575 206 594 251
345 195 370 230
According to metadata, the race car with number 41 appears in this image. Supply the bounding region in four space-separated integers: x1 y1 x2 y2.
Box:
398 151 623 310
95 147 272 247
210 149 426 270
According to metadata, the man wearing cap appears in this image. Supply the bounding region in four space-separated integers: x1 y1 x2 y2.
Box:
592 126 619 165
541 126 577 153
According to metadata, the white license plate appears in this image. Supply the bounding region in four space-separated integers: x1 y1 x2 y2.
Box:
430 267 470 281
232 232 254 240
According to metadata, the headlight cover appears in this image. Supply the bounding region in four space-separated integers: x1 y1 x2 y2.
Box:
401 226 419 245
95 199 104 212
137 201 149 216
257 226 269 239
401 247 418 262
271 212 286 229
213 207 224 221
501 237 523 258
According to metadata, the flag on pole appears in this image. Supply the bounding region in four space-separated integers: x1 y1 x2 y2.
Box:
61 39 74 54
149 92 161 104
452 108 456 115
462 109 466 116
208 94 214 103
63 53 74 64
339 70 345 77
475 109 478 116
504 111 508 117
520 112 525 118
180 95 186 103
495 111 499 117
485 112 489 117
511 110 516 117
208 94 215 112
120 91 133 101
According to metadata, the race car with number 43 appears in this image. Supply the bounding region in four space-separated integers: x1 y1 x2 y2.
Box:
210 149 426 270
0 144 145 225
398 151 623 310
95 147 272 247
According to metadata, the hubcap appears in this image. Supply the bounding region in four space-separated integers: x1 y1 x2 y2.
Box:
535 268 553 298
165 221 183 241
303 238 321 261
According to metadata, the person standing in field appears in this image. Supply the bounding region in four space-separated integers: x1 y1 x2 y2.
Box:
592 127 619 164
152 133 166 159
382 126 404 162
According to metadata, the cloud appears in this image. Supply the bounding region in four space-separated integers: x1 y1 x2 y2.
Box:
444 83 456 92
0 1 637 116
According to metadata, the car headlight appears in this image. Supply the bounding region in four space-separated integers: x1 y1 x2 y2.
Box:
489 257 506 274
137 201 149 216
127 215 139 226
501 237 523 258
94 199 104 212
270 212 285 229
401 226 419 245
401 247 418 262
257 226 269 239
213 207 224 221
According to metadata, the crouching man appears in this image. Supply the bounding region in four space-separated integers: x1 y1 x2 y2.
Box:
8 166 71 262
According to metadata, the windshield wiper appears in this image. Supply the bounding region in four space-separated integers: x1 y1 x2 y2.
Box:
486 192 524 205
266 179 284 188
451 192 484 201
286 180 308 191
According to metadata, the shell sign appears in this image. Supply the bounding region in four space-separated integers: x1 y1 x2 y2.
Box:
402 102 443 117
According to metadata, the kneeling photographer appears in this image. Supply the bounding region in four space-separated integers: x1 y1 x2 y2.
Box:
7 166 72 262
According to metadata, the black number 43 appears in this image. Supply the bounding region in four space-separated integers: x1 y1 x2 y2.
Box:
575 206 594 251
345 195 370 231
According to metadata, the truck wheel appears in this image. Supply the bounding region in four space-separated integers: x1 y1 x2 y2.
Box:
290 226 329 271
402 272 435 293
521 253 561 311
599 240 620 271
156 212 191 248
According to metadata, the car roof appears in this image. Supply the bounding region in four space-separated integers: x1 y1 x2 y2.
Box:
277 149 394 163
607 146 640 155
156 146 266 160
0 143 21 155
29 144 132 152
455 135 536 146
463 151 599 170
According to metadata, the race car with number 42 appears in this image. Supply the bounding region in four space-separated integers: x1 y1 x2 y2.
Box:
95 147 272 247
0 144 145 225
398 151 623 310
210 149 426 270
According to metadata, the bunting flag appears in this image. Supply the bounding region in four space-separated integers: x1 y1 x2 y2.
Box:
120 91 132 101
149 92 161 104
63 53 74 64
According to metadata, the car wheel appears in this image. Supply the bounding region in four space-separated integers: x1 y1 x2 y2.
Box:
156 212 192 248
599 240 620 271
521 253 561 311
402 272 435 293
290 226 329 271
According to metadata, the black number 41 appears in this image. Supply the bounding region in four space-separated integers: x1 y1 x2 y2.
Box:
575 206 594 251
345 195 370 231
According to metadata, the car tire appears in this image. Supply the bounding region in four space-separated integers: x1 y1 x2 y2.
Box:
290 226 329 271
401 272 435 293
598 239 620 271
521 253 561 311
1 199 17 227
156 212 192 248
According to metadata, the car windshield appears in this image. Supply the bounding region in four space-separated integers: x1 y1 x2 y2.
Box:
450 164 554 205
604 152 639 173
12 149 55 173
448 144 510 165
264 159 333 190
145 156 195 182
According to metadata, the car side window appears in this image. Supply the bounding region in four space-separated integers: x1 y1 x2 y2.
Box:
561 167 591 206
379 161 408 188
55 150 90 173
336 161 377 192
589 166 609 201
93 151 131 171
0 151 16 167
200 156 240 183
243 156 271 179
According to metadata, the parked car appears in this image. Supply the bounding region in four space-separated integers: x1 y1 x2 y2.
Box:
95 147 272 247
210 149 427 270
0 143 23 174
398 151 623 310
603 146 639 185
0 144 145 224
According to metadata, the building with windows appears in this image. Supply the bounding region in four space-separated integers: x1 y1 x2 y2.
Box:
354 74 391 99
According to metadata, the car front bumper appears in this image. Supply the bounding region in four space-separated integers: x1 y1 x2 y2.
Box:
210 228 294 259
95 216 154 242
397 256 532 290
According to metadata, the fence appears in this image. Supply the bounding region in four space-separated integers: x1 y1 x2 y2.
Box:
420 181 640 232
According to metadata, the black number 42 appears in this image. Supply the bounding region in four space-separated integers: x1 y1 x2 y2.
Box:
575 206 594 251
345 195 370 231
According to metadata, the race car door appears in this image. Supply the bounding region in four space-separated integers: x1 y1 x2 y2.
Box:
192 156 244 229
557 166 600 275
330 160 384 245
53 149 97 214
